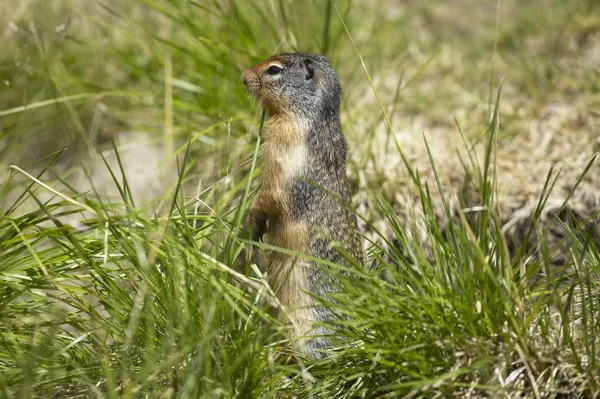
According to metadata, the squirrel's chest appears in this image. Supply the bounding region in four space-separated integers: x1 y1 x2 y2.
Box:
259 143 308 212
263 144 307 183
256 144 310 258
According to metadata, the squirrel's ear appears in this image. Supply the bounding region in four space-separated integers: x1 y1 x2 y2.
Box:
303 59 314 80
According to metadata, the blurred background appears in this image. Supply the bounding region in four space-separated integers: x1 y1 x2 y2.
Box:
0 0 599 247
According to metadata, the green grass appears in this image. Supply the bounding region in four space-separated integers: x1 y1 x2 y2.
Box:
1 0 599 397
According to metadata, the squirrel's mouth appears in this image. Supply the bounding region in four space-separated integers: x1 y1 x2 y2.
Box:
242 69 261 100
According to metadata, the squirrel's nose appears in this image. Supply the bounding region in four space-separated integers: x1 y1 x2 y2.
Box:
241 70 250 87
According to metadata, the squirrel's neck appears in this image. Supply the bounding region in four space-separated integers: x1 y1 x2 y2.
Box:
263 111 347 179
306 112 348 174
261 114 308 192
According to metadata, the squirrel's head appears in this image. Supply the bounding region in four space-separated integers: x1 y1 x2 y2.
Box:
242 53 341 119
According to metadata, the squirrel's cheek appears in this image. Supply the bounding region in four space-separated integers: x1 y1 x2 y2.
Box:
246 82 260 96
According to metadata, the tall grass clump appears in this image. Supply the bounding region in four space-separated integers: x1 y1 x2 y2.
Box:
296 90 599 398
2 85 598 398
0 148 284 397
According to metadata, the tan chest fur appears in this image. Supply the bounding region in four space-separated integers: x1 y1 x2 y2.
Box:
251 114 311 308
253 114 308 221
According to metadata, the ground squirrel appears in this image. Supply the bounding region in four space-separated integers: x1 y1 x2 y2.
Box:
242 53 365 359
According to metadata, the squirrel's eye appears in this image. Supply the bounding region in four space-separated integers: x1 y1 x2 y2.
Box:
266 65 282 75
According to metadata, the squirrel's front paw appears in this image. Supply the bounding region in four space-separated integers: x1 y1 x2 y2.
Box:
249 211 268 243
